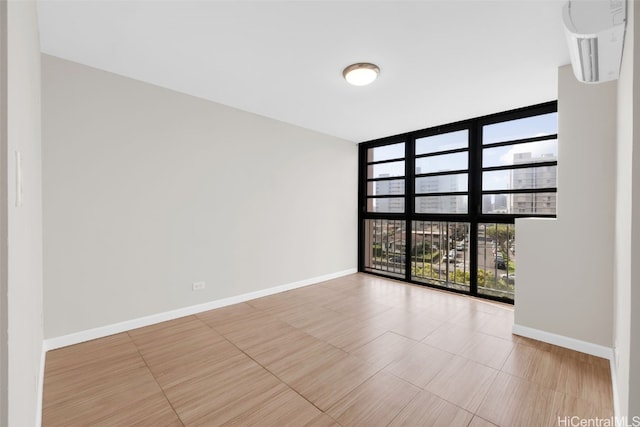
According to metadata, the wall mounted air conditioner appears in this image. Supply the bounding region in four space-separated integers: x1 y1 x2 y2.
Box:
563 0 627 83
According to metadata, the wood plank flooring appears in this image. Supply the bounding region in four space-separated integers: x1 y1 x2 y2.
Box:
42 273 613 426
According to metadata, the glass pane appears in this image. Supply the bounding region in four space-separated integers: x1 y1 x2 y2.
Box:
367 161 405 179
367 197 405 213
416 195 468 214
483 112 557 144
367 143 405 162
477 223 515 299
482 194 511 214
416 174 467 194
415 130 468 155
363 219 406 278
411 221 470 292
368 179 404 196
416 152 467 174
482 192 556 214
483 166 557 191
483 139 557 168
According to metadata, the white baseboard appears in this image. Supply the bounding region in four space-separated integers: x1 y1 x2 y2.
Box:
610 347 621 421
35 343 45 427
43 268 357 352
512 323 620 419
512 323 614 360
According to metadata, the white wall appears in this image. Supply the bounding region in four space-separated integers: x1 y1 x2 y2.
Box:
1 3 7 422
3 1 44 426
42 55 357 339
514 65 617 349
614 0 640 418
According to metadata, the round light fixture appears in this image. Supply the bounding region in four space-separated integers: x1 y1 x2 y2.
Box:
343 63 380 86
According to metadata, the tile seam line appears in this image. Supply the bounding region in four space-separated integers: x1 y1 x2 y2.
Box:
125 330 187 427
198 302 344 425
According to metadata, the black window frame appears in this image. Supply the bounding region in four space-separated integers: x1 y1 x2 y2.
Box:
364 138 407 214
358 101 558 303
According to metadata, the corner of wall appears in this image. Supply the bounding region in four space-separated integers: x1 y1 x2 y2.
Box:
0 0 8 425
613 0 637 419
35 344 46 427
514 65 616 350
5 1 45 426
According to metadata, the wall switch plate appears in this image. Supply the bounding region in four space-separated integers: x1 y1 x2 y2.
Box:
192 281 206 291
15 151 23 207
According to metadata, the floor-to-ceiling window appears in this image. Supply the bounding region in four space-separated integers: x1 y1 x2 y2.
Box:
358 101 557 302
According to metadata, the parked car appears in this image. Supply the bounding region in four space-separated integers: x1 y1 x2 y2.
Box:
501 273 515 284
390 255 406 263
442 249 457 263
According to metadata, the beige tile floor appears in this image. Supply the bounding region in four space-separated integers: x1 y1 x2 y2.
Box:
42 273 613 426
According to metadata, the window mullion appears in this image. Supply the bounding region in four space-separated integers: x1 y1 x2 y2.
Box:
405 134 415 281
469 121 481 296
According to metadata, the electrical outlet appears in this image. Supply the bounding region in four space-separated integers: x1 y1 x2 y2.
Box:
192 281 206 291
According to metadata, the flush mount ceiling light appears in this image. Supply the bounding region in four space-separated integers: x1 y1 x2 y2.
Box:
343 63 380 86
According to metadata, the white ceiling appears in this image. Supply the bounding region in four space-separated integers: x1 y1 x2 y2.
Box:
37 0 570 143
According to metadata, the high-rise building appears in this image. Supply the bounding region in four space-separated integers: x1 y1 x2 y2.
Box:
375 174 405 212
482 194 494 213
511 152 557 214
416 174 466 213
482 194 508 213
494 194 508 212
